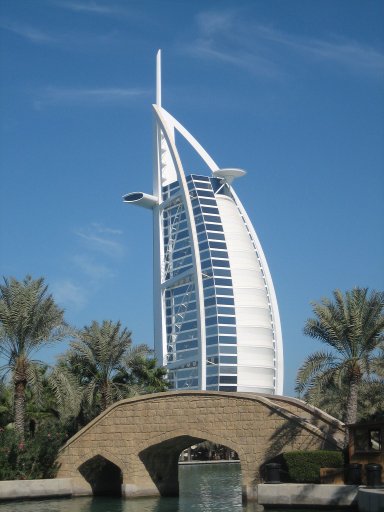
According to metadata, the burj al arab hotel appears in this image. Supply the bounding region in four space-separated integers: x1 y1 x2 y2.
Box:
124 52 284 395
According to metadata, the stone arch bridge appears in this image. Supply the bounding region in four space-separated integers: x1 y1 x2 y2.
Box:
57 391 345 502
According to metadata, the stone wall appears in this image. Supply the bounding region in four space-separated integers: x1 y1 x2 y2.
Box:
57 391 344 501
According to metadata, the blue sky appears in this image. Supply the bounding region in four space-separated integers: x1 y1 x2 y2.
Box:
1 0 383 396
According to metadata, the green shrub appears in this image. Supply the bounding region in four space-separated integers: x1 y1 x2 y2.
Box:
0 424 67 480
283 450 344 483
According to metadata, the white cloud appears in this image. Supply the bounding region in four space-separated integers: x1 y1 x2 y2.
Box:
53 223 125 312
1 15 121 50
91 222 123 235
256 24 384 74
186 9 384 78
0 18 57 44
75 223 124 258
53 279 88 310
72 254 115 280
34 86 150 108
53 0 139 19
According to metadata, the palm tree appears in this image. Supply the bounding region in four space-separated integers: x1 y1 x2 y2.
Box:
114 355 169 394
0 276 68 440
299 377 384 423
296 288 384 435
62 320 151 415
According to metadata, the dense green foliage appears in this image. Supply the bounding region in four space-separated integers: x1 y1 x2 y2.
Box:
0 276 68 440
0 274 169 479
283 450 344 483
296 288 384 433
0 424 67 480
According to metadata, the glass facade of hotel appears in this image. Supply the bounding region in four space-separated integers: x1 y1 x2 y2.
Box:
162 175 238 391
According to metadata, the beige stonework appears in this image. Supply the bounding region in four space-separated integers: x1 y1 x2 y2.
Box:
57 391 345 501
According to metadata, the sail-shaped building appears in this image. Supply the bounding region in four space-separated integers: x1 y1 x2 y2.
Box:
124 51 283 394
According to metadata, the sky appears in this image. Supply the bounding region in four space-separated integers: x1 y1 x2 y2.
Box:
0 0 383 397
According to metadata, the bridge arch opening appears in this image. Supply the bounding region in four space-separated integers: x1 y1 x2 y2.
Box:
78 455 122 496
139 434 241 497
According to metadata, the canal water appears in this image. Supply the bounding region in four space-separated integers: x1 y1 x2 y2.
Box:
0 463 351 511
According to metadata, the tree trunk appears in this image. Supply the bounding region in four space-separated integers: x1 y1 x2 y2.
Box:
344 375 359 447
14 378 27 441
100 381 109 411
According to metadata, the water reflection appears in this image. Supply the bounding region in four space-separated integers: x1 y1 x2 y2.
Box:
179 464 242 511
0 464 331 512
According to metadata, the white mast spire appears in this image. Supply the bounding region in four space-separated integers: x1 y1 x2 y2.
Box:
156 49 161 107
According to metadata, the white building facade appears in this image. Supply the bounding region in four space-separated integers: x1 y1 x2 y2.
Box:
124 52 283 394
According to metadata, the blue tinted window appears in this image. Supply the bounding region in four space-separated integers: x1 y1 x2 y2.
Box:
206 338 218 349
200 249 210 261
215 278 232 287
174 238 190 251
212 259 230 268
211 251 228 259
203 214 221 223
220 376 237 384
176 229 189 240
176 340 198 351
172 283 190 295
206 316 218 326
169 188 180 198
218 316 236 324
196 223 206 233
197 190 214 198
201 259 212 270
191 174 209 182
210 177 223 192
216 296 234 305
217 306 236 315
205 306 217 317
199 241 209 251
219 336 237 343
203 286 215 298
204 297 216 307
175 331 198 342
219 326 236 334
191 198 200 208
207 232 225 241
219 385 237 391
209 241 227 250
220 366 237 374
173 249 191 260
201 206 219 214
215 287 233 296
219 345 237 354
203 278 214 289
207 376 218 385
194 182 212 190
179 320 197 332
206 325 218 336
198 232 208 243
178 379 198 388
198 198 217 206
213 268 231 277
205 223 224 232
220 356 237 364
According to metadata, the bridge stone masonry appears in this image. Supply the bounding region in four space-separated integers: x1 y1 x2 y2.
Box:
57 390 345 502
